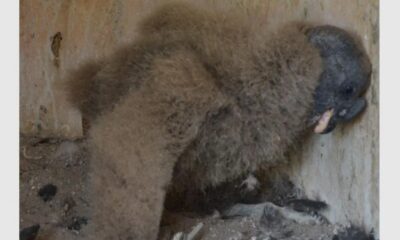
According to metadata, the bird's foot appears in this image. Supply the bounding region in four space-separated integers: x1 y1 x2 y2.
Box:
221 200 328 226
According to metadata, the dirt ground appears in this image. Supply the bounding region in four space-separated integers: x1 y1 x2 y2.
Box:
20 135 371 240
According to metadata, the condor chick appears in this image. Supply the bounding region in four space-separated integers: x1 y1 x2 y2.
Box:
66 2 371 239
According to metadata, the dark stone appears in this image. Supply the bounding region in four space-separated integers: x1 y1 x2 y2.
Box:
20 224 40 240
38 184 57 202
67 216 88 231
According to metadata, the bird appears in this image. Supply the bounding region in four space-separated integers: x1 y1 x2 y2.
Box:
65 2 371 239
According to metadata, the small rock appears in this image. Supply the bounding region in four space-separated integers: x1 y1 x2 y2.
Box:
20 224 40 240
38 184 57 202
67 216 88 231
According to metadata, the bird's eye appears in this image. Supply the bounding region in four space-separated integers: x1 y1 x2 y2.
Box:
342 85 355 96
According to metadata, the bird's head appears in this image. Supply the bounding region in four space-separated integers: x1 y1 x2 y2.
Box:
307 25 372 134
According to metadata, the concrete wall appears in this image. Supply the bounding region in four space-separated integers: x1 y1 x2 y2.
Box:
20 0 379 235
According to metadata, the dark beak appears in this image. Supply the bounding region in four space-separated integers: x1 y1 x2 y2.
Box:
336 98 367 122
315 98 367 134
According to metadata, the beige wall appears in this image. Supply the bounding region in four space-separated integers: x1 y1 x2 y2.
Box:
20 0 379 235
20 0 162 138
